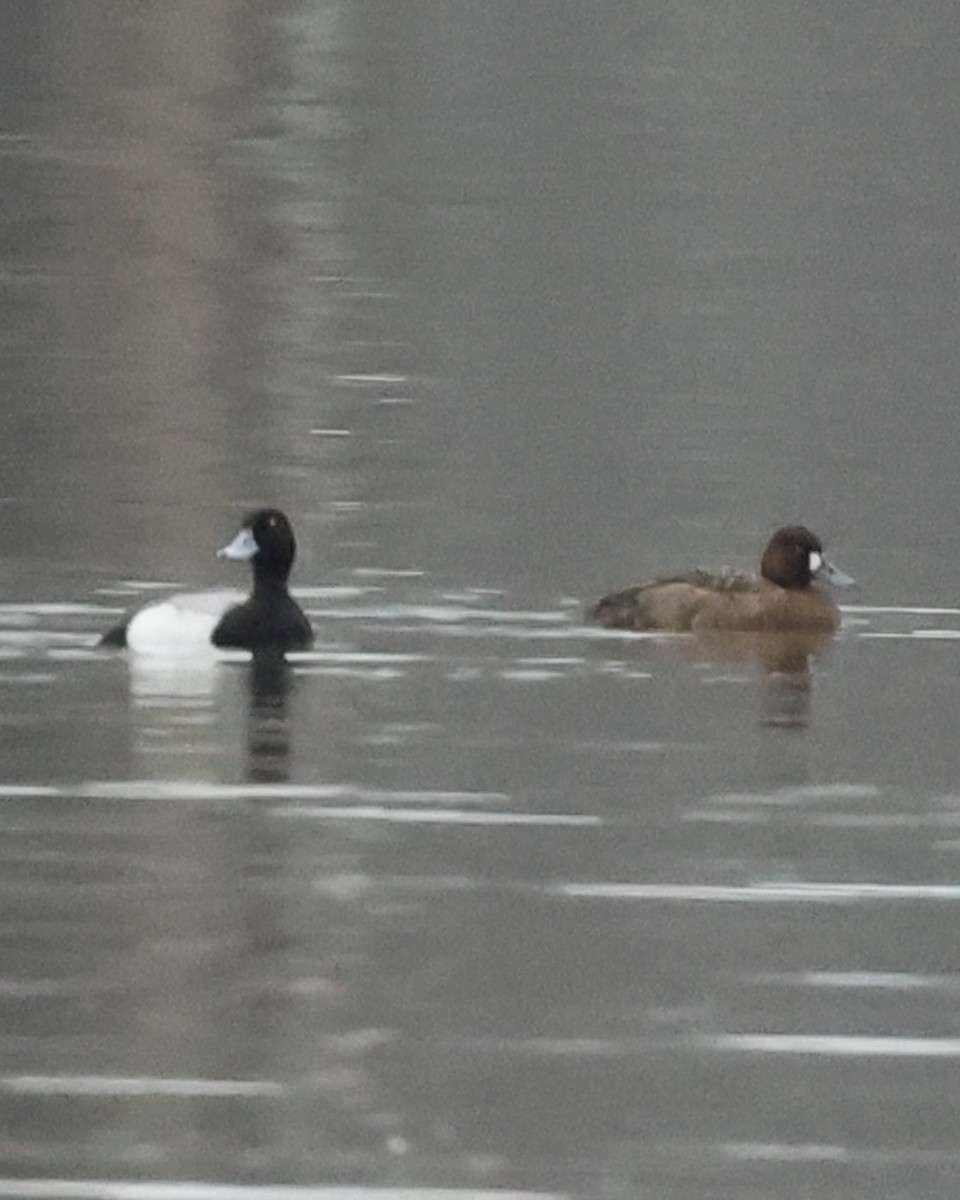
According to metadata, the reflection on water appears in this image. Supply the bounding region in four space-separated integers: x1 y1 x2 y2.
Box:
0 584 956 1200
127 651 297 783
1 596 960 1196
683 629 837 728
246 652 294 784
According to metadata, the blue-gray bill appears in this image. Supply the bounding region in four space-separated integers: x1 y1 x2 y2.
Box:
218 527 259 561
817 557 856 588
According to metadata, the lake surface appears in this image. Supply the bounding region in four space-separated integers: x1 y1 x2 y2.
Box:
2 3 960 1198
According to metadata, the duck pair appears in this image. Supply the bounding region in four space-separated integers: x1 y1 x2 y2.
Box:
101 516 853 653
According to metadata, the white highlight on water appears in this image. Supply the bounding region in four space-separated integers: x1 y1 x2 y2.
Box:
0 1075 280 1097
0 782 511 805
271 807 600 826
709 1034 960 1057
553 881 960 902
0 1183 560 1200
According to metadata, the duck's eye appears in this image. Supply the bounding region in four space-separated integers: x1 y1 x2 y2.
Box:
808 550 823 574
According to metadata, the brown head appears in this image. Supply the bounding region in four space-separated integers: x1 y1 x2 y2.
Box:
759 525 853 591
760 526 824 589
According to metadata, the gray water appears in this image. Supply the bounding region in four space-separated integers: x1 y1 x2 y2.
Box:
2 3 960 1198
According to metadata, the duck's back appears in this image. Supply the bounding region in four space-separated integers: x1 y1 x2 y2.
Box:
590 569 756 631
102 589 246 652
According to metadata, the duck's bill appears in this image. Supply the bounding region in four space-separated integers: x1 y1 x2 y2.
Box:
817 557 856 588
217 527 258 561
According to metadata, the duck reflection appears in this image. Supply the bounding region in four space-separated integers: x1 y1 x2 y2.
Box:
245 650 293 782
125 650 296 778
594 627 836 728
682 629 835 728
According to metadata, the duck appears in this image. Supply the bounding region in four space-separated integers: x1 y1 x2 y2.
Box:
100 508 313 654
590 525 854 633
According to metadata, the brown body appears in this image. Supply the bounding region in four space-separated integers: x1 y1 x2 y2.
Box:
590 527 848 634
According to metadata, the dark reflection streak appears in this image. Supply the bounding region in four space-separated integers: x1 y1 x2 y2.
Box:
758 662 814 730
245 650 292 783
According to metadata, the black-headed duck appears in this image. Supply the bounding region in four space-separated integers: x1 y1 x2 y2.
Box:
101 508 313 655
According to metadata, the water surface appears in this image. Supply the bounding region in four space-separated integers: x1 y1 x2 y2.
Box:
2 3 960 1198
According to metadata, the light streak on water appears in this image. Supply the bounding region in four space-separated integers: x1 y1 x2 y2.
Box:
552 881 960 902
